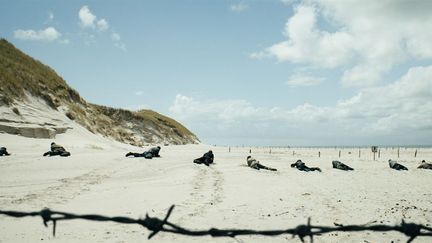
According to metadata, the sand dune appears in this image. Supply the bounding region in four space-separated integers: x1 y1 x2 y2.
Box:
1 129 431 242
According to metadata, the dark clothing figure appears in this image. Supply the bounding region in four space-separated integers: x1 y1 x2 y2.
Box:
0 147 11 156
291 160 321 172
418 160 432 170
247 156 277 171
332 160 354 171
148 146 161 157
43 142 71 157
193 150 214 166
125 146 161 159
389 159 408 171
125 151 153 159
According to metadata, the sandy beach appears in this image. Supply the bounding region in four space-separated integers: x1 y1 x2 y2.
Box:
1 126 431 243
2 0 432 242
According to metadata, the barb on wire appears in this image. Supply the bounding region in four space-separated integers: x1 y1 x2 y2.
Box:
1 205 432 242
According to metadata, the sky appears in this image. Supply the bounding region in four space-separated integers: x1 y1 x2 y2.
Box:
1 0 432 146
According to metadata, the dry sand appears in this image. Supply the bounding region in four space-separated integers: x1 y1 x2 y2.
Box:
1 127 431 242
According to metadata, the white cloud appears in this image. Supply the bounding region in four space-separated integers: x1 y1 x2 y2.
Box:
286 74 324 87
341 65 383 88
169 94 263 124
334 65 432 134
111 31 126 51
111 32 121 41
169 66 432 144
14 27 61 42
253 0 432 87
96 19 109 31
79 6 96 28
253 5 354 68
79 6 109 31
230 3 248 12
78 6 125 50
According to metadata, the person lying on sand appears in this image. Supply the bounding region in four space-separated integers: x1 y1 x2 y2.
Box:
125 146 161 159
291 160 321 172
193 150 214 166
332 160 354 171
148 146 161 157
388 159 408 170
246 156 277 171
418 160 432 170
43 142 71 157
0 147 11 156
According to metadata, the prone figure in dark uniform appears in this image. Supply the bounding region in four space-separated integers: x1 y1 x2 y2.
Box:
43 142 71 157
418 160 432 170
332 160 354 171
193 150 214 166
388 159 408 170
247 156 277 171
148 146 161 157
125 146 161 159
291 159 321 172
0 147 11 156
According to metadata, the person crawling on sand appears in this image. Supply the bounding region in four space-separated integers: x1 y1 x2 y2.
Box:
193 150 214 166
246 156 277 171
148 146 161 157
0 147 11 156
388 159 408 170
418 160 432 170
332 160 354 171
125 146 161 159
43 142 71 157
291 160 321 172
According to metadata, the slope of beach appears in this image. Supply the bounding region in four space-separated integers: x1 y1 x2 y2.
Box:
1 129 431 242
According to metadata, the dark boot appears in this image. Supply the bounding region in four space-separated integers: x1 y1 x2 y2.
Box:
258 164 277 171
60 151 71 157
342 165 354 171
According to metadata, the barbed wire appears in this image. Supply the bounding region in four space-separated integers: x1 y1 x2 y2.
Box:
1 205 431 242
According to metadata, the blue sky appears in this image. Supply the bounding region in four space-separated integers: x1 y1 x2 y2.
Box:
1 0 432 146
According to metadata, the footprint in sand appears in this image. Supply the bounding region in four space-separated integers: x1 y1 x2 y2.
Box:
9 168 115 207
177 166 225 222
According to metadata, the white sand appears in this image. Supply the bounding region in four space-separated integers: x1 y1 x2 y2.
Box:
1 127 431 242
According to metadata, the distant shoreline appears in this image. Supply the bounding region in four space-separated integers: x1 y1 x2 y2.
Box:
213 145 432 149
